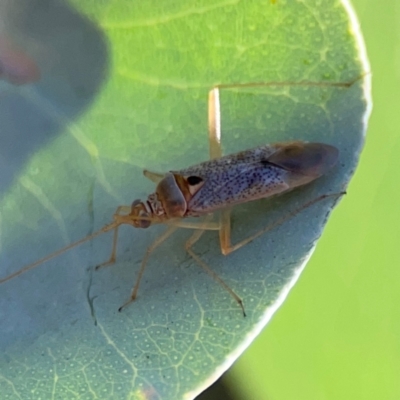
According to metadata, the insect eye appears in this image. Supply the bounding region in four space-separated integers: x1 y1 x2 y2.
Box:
187 176 203 185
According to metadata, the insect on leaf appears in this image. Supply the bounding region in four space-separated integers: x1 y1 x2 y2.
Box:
0 1 371 399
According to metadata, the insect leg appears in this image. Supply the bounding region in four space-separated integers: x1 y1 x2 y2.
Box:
182 215 246 316
208 88 222 160
143 169 164 183
208 86 236 251
219 192 346 255
95 205 131 269
119 225 178 312
165 217 220 230
208 80 350 251
215 77 362 91
163 216 246 315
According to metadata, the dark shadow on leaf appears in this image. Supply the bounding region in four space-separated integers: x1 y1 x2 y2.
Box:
0 0 109 195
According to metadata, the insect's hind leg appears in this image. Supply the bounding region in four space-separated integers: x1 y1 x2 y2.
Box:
215 77 361 92
219 192 346 256
208 88 222 160
208 82 349 254
208 78 359 161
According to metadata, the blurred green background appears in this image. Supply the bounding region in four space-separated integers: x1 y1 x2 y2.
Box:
212 0 400 399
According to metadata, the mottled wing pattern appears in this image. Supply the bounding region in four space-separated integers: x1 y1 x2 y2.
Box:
175 145 291 215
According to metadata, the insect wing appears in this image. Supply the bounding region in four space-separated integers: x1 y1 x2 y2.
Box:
178 147 292 215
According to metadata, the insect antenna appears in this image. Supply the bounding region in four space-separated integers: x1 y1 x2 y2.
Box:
0 220 121 284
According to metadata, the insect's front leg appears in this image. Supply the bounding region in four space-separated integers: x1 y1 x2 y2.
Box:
95 205 131 270
119 225 178 312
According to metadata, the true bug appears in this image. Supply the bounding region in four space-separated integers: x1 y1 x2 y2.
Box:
1 82 351 315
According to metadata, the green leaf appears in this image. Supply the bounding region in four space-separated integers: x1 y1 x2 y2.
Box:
0 1 370 399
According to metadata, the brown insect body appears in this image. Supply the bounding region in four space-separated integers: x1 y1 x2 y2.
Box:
129 141 338 227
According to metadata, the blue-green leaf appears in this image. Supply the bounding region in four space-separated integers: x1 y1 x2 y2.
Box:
0 1 371 399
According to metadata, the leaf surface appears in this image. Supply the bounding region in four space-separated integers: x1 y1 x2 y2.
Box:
0 1 371 399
